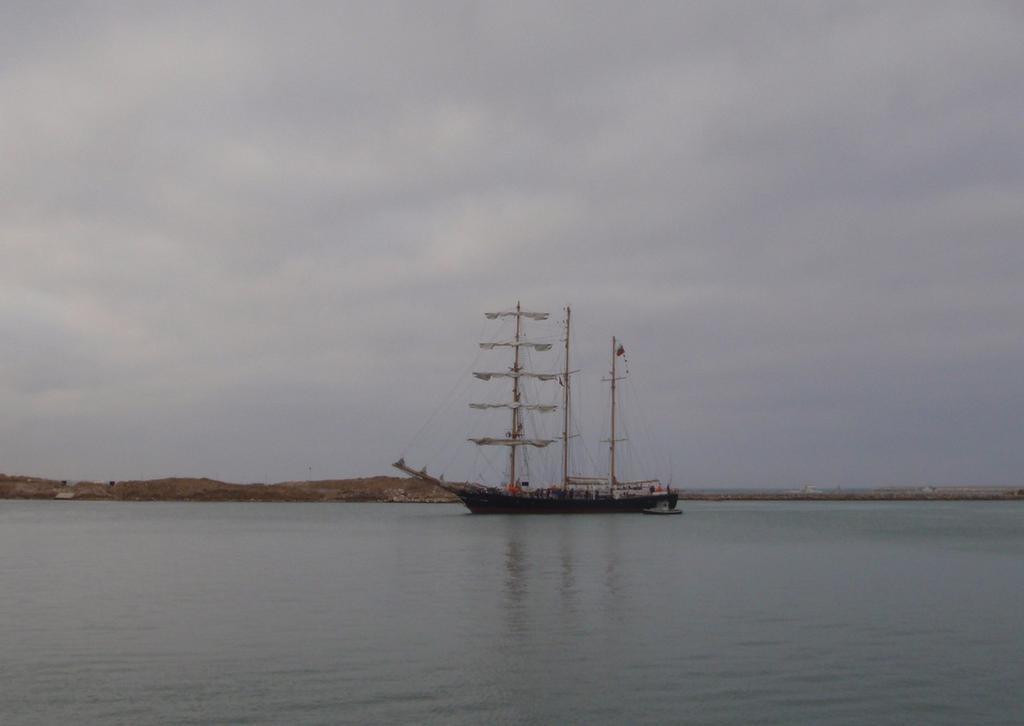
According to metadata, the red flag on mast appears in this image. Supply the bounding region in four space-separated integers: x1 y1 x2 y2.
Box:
616 344 625 357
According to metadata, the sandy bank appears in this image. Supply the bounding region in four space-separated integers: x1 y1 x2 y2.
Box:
0 474 457 503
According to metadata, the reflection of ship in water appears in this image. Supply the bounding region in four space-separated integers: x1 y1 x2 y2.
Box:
558 525 578 620
497 519 626 637
503 527 527 623
395 303 678 514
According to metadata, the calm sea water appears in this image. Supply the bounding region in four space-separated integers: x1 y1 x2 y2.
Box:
1 501 1022 725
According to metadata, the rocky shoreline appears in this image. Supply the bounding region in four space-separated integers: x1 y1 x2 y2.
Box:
0 474 457 503
2 474 1021 503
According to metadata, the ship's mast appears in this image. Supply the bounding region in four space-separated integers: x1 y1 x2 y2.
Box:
562 306 571 489
610 335 617 486
470 304 557 485
509 301 522 490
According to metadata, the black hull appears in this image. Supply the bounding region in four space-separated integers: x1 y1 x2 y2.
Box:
454 490 678 514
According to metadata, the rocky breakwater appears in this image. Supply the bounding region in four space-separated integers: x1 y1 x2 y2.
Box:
676 487 1024 501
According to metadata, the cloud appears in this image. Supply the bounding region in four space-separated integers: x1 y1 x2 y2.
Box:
1 1 1022 485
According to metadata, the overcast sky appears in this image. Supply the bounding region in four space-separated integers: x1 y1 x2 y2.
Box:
2 1 1022 487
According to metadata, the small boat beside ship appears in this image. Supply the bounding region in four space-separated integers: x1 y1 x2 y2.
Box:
642 500 682 515
394 303 678 514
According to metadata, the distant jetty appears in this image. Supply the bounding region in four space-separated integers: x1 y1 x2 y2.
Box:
676 487 1024 501
1 474 1021 503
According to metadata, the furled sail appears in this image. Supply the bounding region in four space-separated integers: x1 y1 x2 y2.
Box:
470 402 557 412
473 371 558 381
480 341 553 351
485 311 549 320
468 437 556 447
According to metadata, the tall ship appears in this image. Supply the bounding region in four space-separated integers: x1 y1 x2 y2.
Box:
394 303 678 514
